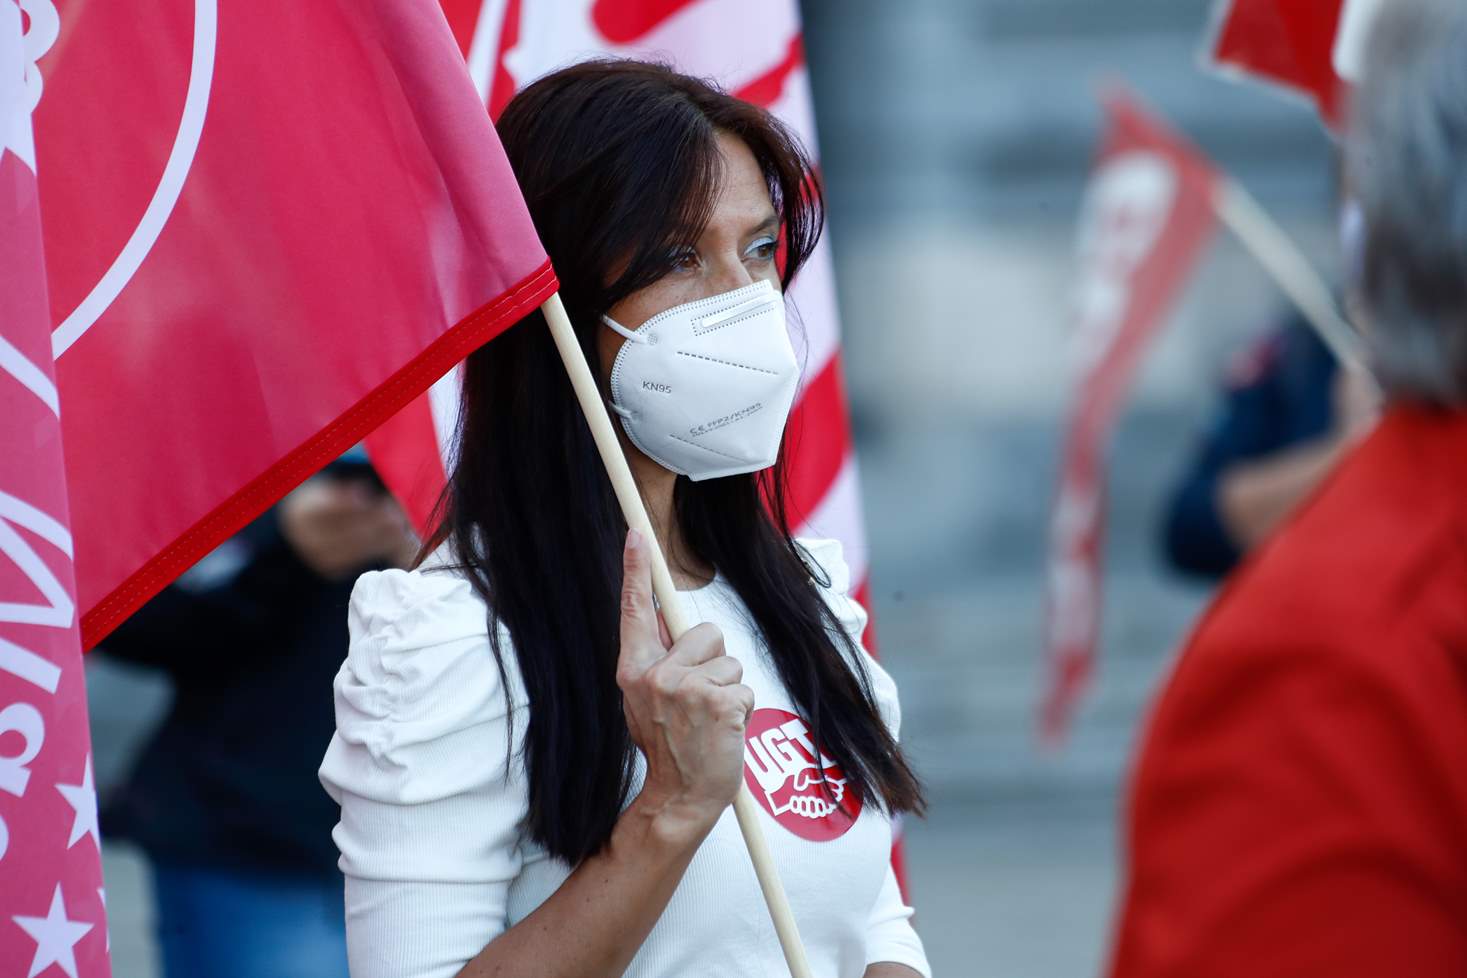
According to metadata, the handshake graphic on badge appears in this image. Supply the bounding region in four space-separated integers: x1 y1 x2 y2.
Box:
743 709 861 836
772 767 849 821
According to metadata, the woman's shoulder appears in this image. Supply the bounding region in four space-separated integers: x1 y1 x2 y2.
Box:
793 536 903 734
322 551 530 880
794 536 863 630
794 536 853 593
348 549 490 658
329 551 525 791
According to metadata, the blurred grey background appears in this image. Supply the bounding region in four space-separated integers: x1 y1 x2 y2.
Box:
803 1 1335 975
87 1 1337 975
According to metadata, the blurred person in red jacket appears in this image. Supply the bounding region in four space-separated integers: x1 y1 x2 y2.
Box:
1108 2 1467 976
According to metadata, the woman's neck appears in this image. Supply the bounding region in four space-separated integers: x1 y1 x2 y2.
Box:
625 447 715 591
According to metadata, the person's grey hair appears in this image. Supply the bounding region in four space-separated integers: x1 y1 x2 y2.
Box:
1347 0 1467 407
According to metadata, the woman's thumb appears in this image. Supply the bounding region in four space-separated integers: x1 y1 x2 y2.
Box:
619 529 659 660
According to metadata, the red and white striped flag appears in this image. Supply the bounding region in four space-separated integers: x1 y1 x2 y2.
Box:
374 0 870 617
33 0 556 649
2 3 109 974
1206 0 1383 128
1042 92 1220 742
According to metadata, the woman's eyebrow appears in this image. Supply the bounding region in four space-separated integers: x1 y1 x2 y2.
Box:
746 214 780 236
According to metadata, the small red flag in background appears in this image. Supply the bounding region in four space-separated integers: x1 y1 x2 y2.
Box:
1042 92 1221 742
1206 0 1382 129
3 2 109 975
34 0 556 650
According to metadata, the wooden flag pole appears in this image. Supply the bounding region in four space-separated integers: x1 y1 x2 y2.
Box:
1211 178 1371 376
540 293 815 978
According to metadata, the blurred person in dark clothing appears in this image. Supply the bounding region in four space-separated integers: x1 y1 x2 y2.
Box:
1163 306 1378 581
1110 2 1467 976
99 452 416 978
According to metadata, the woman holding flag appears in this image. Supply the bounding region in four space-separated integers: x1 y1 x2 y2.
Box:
319 61 929 978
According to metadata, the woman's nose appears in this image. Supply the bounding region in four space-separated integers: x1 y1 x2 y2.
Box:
706 255 756 294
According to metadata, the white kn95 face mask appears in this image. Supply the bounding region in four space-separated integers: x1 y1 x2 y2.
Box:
602 279 800 481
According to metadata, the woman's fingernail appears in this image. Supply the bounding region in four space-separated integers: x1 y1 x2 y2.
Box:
627 527 641 550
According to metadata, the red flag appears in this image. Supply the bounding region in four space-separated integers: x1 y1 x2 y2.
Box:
2 2 109 974
1042 91 1220 741
32 0 557 648
1205 0 1382 128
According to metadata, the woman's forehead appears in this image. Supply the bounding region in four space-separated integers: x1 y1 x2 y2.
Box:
703 133 776 238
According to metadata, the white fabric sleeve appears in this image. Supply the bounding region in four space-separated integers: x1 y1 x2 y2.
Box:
865 864 933 977
799 537 932 977
318 566 529 978
798 536 903 737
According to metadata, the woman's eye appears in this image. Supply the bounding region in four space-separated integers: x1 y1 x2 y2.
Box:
669 248 699 270
747 237 778 262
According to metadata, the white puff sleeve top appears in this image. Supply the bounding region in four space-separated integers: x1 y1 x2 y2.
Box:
319 539 930 978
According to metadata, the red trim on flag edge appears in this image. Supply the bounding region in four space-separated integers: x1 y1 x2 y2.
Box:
80 259 559 649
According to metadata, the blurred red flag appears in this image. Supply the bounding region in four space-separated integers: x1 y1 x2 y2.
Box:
2 2 109 973
1206 0 1382 128
1042 92 1220 741
32 0 556 649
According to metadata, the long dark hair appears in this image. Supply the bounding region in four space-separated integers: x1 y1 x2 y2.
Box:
428 60 923 865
